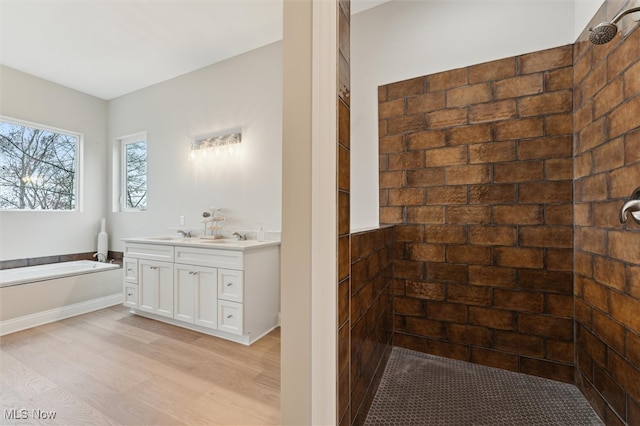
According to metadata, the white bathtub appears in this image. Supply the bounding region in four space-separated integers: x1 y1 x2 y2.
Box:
0 260 119 288
0 260 123 335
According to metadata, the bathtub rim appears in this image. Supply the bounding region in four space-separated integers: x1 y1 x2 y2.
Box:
0 260 121 288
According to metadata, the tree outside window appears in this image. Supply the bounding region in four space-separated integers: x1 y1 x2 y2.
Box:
122 136 147 211
0 119 79 210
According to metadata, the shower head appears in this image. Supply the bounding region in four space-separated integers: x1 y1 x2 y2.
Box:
589 22 618 44
589 6 640 45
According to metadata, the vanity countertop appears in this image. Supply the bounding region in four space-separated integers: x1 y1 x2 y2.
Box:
122 236 280 251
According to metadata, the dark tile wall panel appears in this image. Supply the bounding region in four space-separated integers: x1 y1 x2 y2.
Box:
574 2 640 425
379 45 575 383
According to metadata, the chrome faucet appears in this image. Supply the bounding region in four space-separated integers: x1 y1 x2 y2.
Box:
232 232 246 241
93 252 107 263
177 230 192 237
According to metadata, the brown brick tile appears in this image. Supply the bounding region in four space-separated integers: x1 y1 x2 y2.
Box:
546 248 574 271
447 284 491 306
394 332 428 352
518 181 572 204
426 301 467 323
427 68 468 91
609 94 640 139
593 256 625 291
574 153 592 179
628 331 640 369
493 246 544 269
518 136 572 160
624 59 640 98
447 124 492 146
407 243 445 262
394 260 425 280
406 206 445 224
518 45 573 74
609 230 640 265
494 161 543 183
426 186 468 205
446 205 491 225
544 113 573 136
469 57 516 84
610 291 640 335
426 108 468 129
379 207 403 224
607 25 640 79
625 128 640 165
546 293 574 317
493 117 543 141
575 298 593 329
493 289 544 312
379 170 404 189
339 190 349 236
388 150 425 170
394 296 425 316
379 135 404 154
581 60 607 101
609 163 640 198
518 226 573 248
517 91 572 117
493 205 543 225
339 99 350 148
469 100 516 123
446 245 491 265
446 165 491 185
339 236 350 281
545 158 573 181
470 347 519 372
425 225 467 244
406 280 444 300
579 117 607 152
406 168 445 187
468 307 516 331
379 153 388 172
469 141 516 164
579 174 608 202
592 309 625 354
427 339 470 362
469 226 516 246
629 264 640 300
379 98 405 119
446 83 492 107
494 331 544 356
338 144 350 191
574 102 593 136
492 74 543 100
468 265 516 288
426 146 467 167
546 339 574 364
518 269 573 294
378 85 387 103
580 277 609 313
519 313 573 340
426 262 468 283
394 225 424 242
406 130 446 150
387 114 426 135
609 350 640 403
594 365 627 420
387 76 425 99
469 184 516 204
388 187 425 206
593 76 623 119
446 323 492 348
406 91 446 114
520 357 574 383
405 317 446 339
545 67 573 91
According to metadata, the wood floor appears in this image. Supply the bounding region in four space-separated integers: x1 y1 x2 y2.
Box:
0 305 280 425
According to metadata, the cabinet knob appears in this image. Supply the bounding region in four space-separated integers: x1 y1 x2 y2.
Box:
226 282 232 287
127 268 133 272
127 293 133 296
227 314 233 319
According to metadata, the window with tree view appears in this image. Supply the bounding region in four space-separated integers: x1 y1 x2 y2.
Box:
123 136 147 211
0 118 80 210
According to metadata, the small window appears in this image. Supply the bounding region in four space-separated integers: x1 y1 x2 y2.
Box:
0 117 81 211
121 133 147 211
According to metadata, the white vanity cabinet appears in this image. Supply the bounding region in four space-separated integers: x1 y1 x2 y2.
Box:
122 238 280 345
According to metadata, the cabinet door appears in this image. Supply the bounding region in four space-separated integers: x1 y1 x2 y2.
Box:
156 262 174 318
139 260 174 317
217 269 243 303
174 265 196 324
195 266 217 329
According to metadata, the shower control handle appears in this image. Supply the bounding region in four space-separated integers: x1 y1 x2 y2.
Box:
620 186 640 224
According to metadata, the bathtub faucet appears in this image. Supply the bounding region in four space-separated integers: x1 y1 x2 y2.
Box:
93 252 107 263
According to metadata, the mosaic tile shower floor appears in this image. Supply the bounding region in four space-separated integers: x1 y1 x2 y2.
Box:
364 347 603 426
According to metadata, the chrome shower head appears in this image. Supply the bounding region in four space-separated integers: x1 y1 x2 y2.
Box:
589 22 618 44
588 6 640 45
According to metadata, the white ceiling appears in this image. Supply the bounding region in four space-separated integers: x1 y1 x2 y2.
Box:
0 0 390 100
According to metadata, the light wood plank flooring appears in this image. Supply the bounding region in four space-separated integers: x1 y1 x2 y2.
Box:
0 306 280 425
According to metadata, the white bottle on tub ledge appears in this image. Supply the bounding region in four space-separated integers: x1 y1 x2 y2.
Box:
257 224 265 242
97 218 108 261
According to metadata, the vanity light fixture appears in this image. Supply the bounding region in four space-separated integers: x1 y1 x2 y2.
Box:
190 131 242 160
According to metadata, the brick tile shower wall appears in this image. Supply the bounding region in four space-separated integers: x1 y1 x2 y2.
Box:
573 4 640 424
379 45 575 383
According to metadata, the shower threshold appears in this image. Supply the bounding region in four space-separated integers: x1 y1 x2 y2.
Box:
364 347 603 425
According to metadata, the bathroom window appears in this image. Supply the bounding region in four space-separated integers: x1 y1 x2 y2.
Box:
121 133 147 211
0 117 81 211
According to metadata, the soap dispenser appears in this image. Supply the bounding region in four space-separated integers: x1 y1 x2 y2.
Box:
257 224 265 242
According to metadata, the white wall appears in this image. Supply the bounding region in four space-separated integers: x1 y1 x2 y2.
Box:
107 42 282 252
0 65 109 260
350 0 598 230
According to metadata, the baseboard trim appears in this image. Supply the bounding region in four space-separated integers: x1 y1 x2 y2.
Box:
0 293 123 336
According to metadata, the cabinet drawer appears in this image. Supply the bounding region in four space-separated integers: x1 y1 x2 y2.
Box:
123 283 138 308
125 243 174 262
175 246 243 269
217 269 243 303
218 301 243 336
123 257 138 283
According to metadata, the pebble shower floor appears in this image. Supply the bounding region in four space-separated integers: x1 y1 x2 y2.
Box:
365 347 603 425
